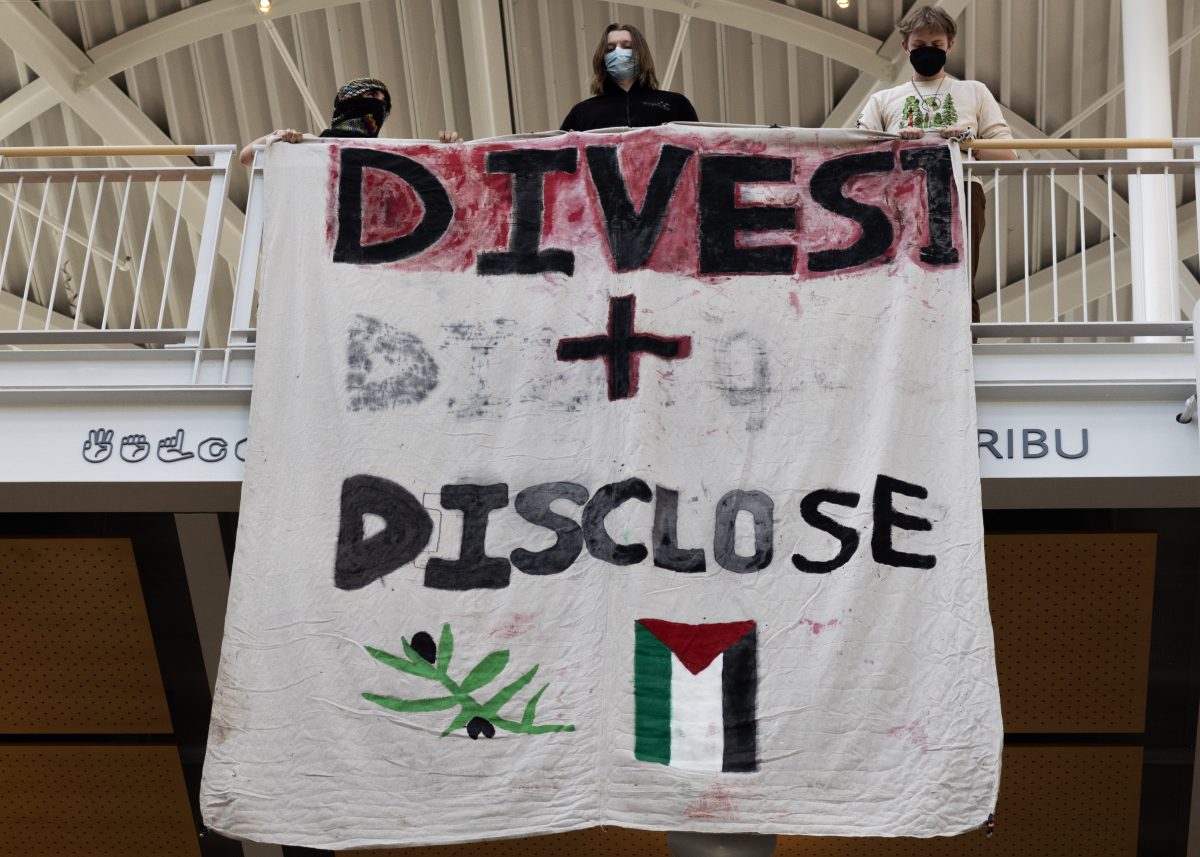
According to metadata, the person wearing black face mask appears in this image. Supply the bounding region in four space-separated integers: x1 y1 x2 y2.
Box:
319 78 393 138
854 6 1016 328
239 78 460 167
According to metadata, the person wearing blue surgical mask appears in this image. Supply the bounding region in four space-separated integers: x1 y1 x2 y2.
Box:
560 23 699 132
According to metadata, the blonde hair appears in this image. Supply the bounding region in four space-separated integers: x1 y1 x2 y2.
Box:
897 6 958 43
589 24 660 95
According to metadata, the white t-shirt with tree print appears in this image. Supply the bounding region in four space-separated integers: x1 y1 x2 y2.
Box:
856 76 1012 151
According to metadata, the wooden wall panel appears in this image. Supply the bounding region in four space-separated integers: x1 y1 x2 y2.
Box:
774 747 1143 856
0 746 201 857
986 534 1156 732
345 747 1141 857
0 538 172 733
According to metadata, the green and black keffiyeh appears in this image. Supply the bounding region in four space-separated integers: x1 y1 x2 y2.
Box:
324 78 391 138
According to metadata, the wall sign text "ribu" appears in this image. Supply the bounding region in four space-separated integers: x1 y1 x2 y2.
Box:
978 428 1089 460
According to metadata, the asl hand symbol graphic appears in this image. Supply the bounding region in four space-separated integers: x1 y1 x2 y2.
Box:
157 429 195 463
120 434 151 463
82 429 114 463
197 437 228 462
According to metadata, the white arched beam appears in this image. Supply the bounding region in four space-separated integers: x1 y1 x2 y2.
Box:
0 0 361 145
0 78 58 140
0 2 243 266
623 0 889 78
0 0 888 142
78 0 360 89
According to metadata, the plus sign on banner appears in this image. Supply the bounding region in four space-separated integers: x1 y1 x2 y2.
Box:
201 127 1001 849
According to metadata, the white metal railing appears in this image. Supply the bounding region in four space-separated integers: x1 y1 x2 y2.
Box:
963 138 1199 339
1 138 1198 391
0 145 234 348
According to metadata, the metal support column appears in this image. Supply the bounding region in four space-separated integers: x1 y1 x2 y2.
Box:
1190 302 1200 857
1121 0 1180 324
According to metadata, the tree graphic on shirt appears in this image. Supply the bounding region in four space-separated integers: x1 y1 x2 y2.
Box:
898 92 960 131
942 93 959 126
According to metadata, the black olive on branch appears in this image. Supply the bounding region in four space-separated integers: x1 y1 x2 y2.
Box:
410 631 437 664
467 717 495 739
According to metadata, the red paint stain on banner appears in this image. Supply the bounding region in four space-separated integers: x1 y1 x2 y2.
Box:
359 167 425 246
324 129 962 280
801 618 839 636
888 721 930 754
489 613 537 640
685 784 736 820
788 292 802 317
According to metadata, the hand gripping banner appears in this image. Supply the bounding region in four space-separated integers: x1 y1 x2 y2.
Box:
200 126 1001 849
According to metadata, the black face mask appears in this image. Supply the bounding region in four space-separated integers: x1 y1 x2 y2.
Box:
909 46 947 77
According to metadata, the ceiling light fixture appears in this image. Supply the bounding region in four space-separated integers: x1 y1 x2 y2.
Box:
257 0 271 13
836 0 850 7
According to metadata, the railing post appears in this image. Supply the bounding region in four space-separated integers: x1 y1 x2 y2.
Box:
1194 298 1200 417
182 146 234 347
228 146 267 345
1195 146 1200 297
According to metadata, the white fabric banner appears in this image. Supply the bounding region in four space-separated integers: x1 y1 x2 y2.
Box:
201 126 1001 849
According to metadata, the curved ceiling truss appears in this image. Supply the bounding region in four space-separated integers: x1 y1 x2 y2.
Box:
2 0 1196 149
0 0 898 140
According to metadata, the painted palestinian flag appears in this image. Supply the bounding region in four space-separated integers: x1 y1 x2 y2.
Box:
634 619 757 773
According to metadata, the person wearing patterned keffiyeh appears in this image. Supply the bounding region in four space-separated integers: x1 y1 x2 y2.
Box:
238 78 459 166
319 78 392 138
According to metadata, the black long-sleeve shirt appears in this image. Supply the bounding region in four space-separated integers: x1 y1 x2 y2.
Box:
559 80 698 132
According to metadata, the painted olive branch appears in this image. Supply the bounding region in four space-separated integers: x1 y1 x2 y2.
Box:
362 623 575 739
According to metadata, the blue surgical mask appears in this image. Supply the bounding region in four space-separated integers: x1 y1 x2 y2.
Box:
604 47 639 82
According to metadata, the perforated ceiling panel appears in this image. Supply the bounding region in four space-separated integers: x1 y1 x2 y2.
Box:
345 746 1141 857
0 538 172 733
986 533 1156 733
0 745 202 857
